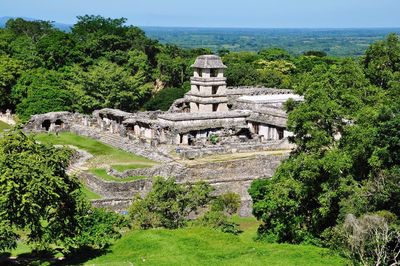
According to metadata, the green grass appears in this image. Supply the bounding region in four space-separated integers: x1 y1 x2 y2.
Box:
6 217 346 266
0 121 11 132
112 164 149 172
86 221 346 266
34 132 157 167
81 186 102 200
90 168 147 182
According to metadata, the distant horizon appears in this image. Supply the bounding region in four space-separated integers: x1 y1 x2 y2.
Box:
1 0 399 28
2 16 400 31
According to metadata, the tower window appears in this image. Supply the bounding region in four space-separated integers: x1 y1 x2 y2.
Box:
198 69 203 77
212 86 218 95
210 69 218 77
212 104 219 112
277 128 284 140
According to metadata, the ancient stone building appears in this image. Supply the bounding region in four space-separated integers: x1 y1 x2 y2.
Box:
23 55 305 214
25 55 303 158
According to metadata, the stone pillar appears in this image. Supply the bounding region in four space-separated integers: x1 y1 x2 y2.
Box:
175 134 181 144
134 125 140 136
182 134 189 145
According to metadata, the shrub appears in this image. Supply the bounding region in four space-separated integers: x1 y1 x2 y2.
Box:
196 210 241 235
143 83 189 111
129 177 213 229
211 192 241 215
329 212 400 266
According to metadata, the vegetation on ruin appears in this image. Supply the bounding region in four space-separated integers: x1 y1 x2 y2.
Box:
0 121 10 132
35 132 156 166
90 168 147 182
81 186 102 200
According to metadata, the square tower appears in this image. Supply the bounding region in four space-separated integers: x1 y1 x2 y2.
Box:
189 55 229 113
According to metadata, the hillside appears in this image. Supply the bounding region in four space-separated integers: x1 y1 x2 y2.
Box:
76 217 347 265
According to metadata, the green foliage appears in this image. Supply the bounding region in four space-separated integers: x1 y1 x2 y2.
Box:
0 129 79 250
257 59 295 88
72 60 152 112
249 54 399 247
85 226 347 266
197 193 242 235
258 48 292 61
363 33 400 89
129 177 213 229
0 55 26 110
5 18 53 42
12 68 75 121
0 130 126 256
63 200 128 252
196 210 242 235
143 84 189 111
211 192 241 215
328 212 400 266
209 134 219 145
303 51 327 57
249 37 400 266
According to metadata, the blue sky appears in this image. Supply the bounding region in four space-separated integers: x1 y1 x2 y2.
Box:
1 0 399 28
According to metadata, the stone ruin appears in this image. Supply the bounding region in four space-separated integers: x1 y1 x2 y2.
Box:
23 55 304 215
25 55 303 158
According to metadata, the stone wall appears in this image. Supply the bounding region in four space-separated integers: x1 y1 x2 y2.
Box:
110 162 188 179
83 153 288 215
91 198 132 212
178 139 293 159
79 172 153 198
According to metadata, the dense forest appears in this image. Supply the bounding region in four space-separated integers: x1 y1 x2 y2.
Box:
0 15 399 265
250 34 400 265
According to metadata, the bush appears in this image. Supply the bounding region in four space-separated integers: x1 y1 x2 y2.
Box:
64 200 128 253
143 83 189 111
196 210 242 235
211 192 241 215
129 177 213 229
330 212 400 266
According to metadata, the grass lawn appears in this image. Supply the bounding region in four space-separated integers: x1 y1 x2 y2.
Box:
35 132 157 168
90 168 147 182
85 217 347 266
5 217 346 266
81 185 102 200
112 164 149 172
0 121 11 132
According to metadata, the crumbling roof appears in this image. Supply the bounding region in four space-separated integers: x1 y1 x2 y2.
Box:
29 111 72 122
247 113 287 128
93 108 133 118
158 111 249 122
237 94 304 103
191 55 227 69
226 87 294 96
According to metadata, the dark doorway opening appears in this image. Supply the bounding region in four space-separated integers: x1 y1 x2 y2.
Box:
277 128 284 140
42 120 51 131
55 119 64 128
